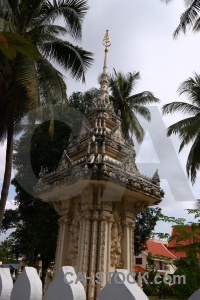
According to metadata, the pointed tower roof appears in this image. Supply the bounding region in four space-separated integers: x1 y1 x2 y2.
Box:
35 31 164 205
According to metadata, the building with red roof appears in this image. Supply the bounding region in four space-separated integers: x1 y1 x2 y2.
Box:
134 239 177 275
146 240 177 259
167 225 200 259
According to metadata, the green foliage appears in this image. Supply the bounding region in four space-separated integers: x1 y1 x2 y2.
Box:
0 32 39 60
162 73 200 183
1 119 71 278
0 240 16 263
173 258 200 300
109 69 160 142
0 0 93 226
0 0 94 125
134 207 161 255
157 210 200 299
143 285 153 296
161 0 200 37
69 88 98 115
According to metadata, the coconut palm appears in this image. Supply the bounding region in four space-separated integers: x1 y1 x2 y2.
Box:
161 0 200 37
0 0 93 225
108 69 160 142
162 73 200 184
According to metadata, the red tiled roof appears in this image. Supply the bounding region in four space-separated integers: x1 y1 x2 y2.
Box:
167 226 200 259
146 240 177 259
134 266 146 273
168 226 200 247
167 248 187 259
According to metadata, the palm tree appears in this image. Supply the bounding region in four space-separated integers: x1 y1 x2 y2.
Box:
162 73 200 184
0 0 93 225
161 0 200 37
108 69 160 142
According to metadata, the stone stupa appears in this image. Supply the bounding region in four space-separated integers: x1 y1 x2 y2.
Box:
35 30 164 300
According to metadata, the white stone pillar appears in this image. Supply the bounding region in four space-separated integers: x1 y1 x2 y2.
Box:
87 211 98 300
96 213 113 297
54 216 71 274
78 214 91 291
121 218 135 272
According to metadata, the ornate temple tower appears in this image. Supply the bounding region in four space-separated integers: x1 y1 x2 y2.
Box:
36 31 164 300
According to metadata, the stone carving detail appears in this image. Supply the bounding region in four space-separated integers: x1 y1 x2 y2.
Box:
88 214 98 300
152 169 160 185
38 166 48 181
81 218 91 292
110 220 123 268
96 216 106 295
123 153 138 174
133 201 149 216
57 150 72 172
66 215 80 266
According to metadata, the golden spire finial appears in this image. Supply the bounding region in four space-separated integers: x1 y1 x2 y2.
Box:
103 30 111 52
102 30 111 75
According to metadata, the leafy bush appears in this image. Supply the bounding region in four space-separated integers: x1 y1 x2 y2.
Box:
143 285 153 296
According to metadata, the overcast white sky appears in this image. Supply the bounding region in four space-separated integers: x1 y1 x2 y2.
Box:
1 0 200 240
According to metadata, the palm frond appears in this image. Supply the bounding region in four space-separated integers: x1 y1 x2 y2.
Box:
132 105 151 121
0 95 24 141
166 116 197 137
161 0 194 4
0 51 12 83
178 117 200 150
0 54 39 132
0 17 17 32
109 77 123 101
39 38 93 82
109 95 119 113
128 91 160 106
173 0 200 37
109 69 140 100
33 0 89 39
0 0 16 22
14 55 40 110
162 102 200 116
17 0 43 31
36 57 67 104
109 69 159 142
178 73 200 107
7 0 22 24
127 109 145 143
166 116 200 154
193 16 200 31
28 24 68 43
186 134 200 184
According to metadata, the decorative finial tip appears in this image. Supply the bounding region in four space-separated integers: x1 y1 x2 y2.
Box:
103 30 111 50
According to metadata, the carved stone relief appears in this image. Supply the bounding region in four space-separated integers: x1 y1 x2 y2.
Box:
65 214 80 266
110 215 123 268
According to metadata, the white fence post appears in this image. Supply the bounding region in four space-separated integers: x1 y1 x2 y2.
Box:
10 267 42 300
44 266 86 300
97 269 148 300
0 268 13 300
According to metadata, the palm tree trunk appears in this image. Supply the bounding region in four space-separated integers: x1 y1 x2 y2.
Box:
0 123 14 226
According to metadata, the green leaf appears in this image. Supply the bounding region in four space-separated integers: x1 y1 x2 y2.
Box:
1 32 39 60
0 42 16 59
